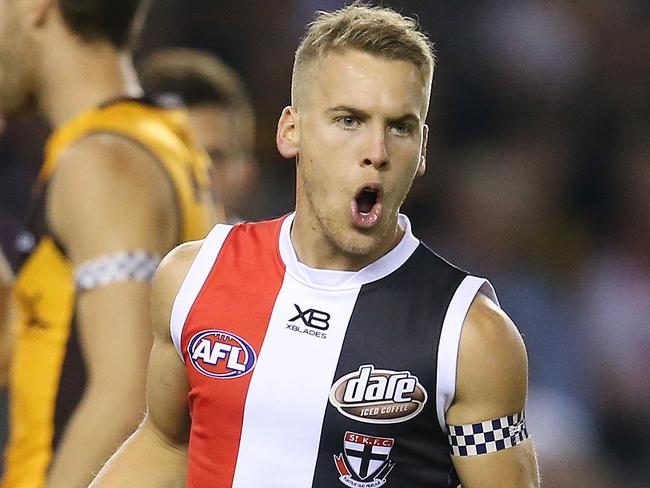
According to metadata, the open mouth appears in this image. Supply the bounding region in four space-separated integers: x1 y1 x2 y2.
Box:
357 187 379 214
351 184 383 229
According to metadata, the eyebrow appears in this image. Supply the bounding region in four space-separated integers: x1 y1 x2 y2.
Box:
327 105 370 119
326 105 421 125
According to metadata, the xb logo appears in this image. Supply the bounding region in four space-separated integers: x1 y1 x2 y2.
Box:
289 304 330 331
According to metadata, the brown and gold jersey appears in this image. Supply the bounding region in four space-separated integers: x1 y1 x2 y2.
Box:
2 99 219 488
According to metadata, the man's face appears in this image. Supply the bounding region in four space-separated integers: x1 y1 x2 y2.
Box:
291 49 429 258
188 104 256 220
0 0 36 118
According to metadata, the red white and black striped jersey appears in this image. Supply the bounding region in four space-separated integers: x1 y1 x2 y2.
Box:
171 213 497 488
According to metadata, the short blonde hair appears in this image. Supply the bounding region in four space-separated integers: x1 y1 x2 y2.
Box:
292 3 436 107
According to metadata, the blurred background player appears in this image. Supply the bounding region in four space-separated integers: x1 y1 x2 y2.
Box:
140 48 258 223
0 1 220 487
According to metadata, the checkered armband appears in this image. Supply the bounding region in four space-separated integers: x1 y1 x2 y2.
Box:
75 250 161 292
448 410 528 456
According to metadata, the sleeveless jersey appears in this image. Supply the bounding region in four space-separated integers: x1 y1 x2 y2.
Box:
172 213 498 488
2 99 218 488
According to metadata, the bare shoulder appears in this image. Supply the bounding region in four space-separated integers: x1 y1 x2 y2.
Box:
446 292 528 424
463 293 526 370
52 133 169 191
47 133 177 257
150 240 203 338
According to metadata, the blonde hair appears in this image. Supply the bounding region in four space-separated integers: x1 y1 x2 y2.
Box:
292 3 436 107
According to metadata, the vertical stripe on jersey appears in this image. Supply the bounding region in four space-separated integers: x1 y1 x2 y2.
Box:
170 223 233 357
231 276 362 488
180 219 286 488
435 276 498 432
310 246 467 488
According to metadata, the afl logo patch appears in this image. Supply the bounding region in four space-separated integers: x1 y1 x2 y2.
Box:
187 330 256 379
329 364 428 424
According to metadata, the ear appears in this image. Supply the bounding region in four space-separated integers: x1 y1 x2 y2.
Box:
276 106 300 159
28 0 55 28
417 124 429 177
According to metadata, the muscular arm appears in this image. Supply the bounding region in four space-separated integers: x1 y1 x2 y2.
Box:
447 294 540 487
89 242 199 486
44 135 179 488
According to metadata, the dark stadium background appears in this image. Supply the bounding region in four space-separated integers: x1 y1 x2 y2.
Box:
1 1 649 486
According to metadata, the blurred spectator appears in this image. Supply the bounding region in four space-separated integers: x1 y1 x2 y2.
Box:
429 128 590 395
139 48 258 222
473 0 592 107
579 123 650 485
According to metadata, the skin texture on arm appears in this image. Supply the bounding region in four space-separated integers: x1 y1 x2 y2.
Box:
89 241 199 487
43 134 179 488
446 293 540 488
0 250 13 386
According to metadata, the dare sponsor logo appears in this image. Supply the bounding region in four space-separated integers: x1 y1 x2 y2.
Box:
329 364 427 424
187 330 256 379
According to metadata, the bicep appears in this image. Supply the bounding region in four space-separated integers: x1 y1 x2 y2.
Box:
144 332 191 447
143 242 200 447
48 134 178 262
50 136 179 386
446 293 539 487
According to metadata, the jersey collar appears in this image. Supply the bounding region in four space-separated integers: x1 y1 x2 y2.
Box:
278 212 420 290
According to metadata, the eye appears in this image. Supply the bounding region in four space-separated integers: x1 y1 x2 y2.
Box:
389 122 412 136
335 116 361 129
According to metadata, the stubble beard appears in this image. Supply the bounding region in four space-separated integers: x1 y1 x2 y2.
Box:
308 191 399 262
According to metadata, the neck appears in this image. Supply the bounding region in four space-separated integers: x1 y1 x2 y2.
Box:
38 40 142 127
290 208 404 272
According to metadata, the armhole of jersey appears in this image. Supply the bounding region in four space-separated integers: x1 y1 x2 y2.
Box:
170 224 234 360
435 275 499 433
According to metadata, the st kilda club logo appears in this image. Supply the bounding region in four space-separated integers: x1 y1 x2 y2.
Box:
187 330 256 379
334 431 396 488
329 364 428 423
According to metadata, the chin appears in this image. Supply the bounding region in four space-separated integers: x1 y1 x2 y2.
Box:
329 225 386 258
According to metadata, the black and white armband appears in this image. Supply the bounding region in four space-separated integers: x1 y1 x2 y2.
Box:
75 250 161 292
447 410 529 456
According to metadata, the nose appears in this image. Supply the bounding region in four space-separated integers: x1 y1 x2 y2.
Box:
362 127 389 170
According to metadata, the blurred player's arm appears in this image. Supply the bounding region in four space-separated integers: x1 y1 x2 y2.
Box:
447 294 540 488
44 135 179 488
89 242 198 486
0 249 13 386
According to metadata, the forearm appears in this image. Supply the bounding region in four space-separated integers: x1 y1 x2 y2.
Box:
89 417 187 487
46 387 146 488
